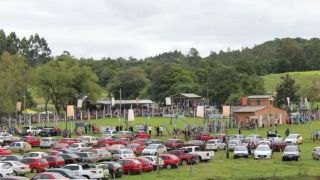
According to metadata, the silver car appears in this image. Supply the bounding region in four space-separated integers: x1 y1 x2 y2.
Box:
3 161 30 176
40 137 57 148
312 147 320 160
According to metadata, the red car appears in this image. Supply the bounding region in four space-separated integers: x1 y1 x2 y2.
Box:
0 148 12 156
47 150 62 156
185 140 206 150
93 143 111 150
195 132 214 142
59 138 78 145
21 157 49 173
117 159 143 175
135 131 150 139
127 143 146 155
23 136 40 147
164 139 185 150
130 138 148 146
45 156 65 168
169 150 198 165
31 172 69 180
133 157 153 172
159 154 180 169
98 137 118 146
271 141 287 152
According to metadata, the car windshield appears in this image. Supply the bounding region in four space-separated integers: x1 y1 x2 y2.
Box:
123 150 133 154
112 163 122 168
42 139 49 142
146 144 158 149
207 141 216 144
235 146 247 151
229 141 237 144
257 146 270 151
285 146 298 152
132 159 141 164
78 153 88 157
70 144 79 148
9 161 24 166
287 134 298 139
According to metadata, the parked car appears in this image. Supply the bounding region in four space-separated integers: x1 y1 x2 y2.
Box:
146 139 164 145
31 172 69 180
0 162 13 177
54 143 70 150
91 149 112 162
100 162 123 178
254 145 272 160
21 157 49 173
127 143 146 156
135 131 150 139
60 154 82 164
229 134 245 141
133 157 153 172
312 147 320 160
192 132 214 142
130 138 149 146
2 161 30 176
185 140 206 150
282 145 300 161
45 156 65 168
164 139 185 150
159 154 180 169
20 126 41 136
63 164 104 179
117 159 143 175
285 134 303 144
77 136 99 146
46 168 83 179
22 136 40 147
69 143 92 152
7 142 32 153
142 144 167 156
0 176 29 180
0 148 12 156
40 137 57 148
102 130 117 138
227 139 242 151
246 134 262 142
271 141 287 152
142 156 164 170
39 128 58 137
88 163 110 180
112 148 135 160
256 140 272 147
180 146 214 162
93 143 110 150
233 146 249 159
2 136 21 146
205 139 226 151
22 152 48 159
0 155 23 162
59 138 78 145
108 144 126 154
267 133 283 142
115 131 134 140
77 152 99 163
47 150 63 156
169 150 198 165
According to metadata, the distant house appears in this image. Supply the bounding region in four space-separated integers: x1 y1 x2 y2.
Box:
171 93 202 109
233 95 288 128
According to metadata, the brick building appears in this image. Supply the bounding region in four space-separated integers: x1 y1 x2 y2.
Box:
234 95 288 128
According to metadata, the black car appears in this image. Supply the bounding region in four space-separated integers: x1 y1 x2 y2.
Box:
46 168 83 179
60 154 82 164
101 162 123 178
39 128 58 137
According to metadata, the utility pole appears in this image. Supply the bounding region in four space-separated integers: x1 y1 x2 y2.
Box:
119 88 122 117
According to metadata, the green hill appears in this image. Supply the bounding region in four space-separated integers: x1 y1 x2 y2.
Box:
262 70 320 93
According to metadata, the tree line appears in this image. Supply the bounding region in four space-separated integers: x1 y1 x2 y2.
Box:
1 29 319 116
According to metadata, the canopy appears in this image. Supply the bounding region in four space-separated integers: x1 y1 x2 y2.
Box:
39 111 54 115
22 109 38 115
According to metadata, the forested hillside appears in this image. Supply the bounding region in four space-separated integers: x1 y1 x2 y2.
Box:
1 28 320 115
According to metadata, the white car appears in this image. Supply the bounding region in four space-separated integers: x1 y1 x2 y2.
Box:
142 156 164 169
267 133 283 143
69 143 92 152
246 134 262 141
285 134 303 144
77 136 99 146
112 148 135 160
142 144 167 156
102 130 117 138
254 145 272 159
227 139 241 151
40 137 57 148
22 152 48 159
229 134 245 140
3 161 30 176
0 162 14 177
205 139 226 151
233 146 249 159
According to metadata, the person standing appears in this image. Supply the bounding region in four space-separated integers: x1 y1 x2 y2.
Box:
285 128 290 137
156 126 159 136
159 125 163 136
148 126 152 136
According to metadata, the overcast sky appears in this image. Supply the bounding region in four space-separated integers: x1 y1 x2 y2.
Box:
1 0 320 59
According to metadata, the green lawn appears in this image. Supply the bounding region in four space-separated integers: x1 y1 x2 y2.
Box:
23 117 320 179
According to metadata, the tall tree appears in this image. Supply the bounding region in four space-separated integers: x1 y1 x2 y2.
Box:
275 74 300 108
36 54 102 114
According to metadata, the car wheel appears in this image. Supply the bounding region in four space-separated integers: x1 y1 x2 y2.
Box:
13 171 18 176
181 160 188 166
167 164 172 169
129 169 135 175
50 144 53 148
198 156 202 163
18 149 23 154
82 175 89 179
32 168 38 173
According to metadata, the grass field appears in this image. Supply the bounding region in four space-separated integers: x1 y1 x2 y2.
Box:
25 117 320 179
262 70 320 93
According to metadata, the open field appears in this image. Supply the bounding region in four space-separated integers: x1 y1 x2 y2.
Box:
24 117 320 179
262 70 320 93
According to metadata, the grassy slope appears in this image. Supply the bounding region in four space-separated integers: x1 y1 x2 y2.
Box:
27 117 320 179
262 70 320 93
